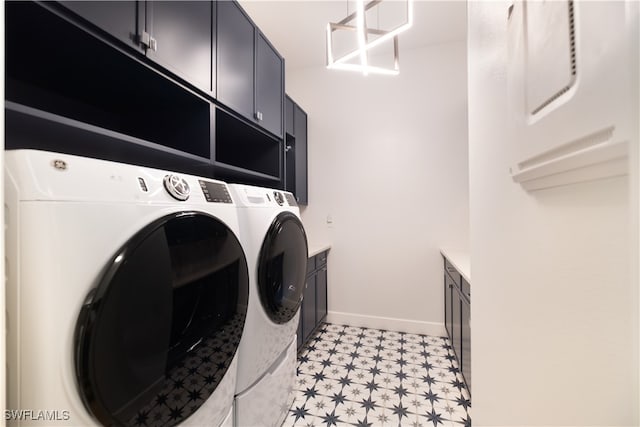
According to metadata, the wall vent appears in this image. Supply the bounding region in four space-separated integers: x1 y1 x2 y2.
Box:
527 0 577 116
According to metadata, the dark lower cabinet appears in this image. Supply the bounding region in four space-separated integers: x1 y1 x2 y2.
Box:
316 264 327 322
444 273 454 338
301 274 317 344
443 256 471 394
298 250 329 350
452 284 463 366
461 292 471 390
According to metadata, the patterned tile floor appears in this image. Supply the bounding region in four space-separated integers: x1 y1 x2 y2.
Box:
283 323 471 427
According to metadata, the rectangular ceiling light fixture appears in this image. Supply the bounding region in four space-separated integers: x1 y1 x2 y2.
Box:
326 0 414 76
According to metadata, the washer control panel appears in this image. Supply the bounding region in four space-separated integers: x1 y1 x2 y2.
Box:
163 174 190 201
199 180 233 203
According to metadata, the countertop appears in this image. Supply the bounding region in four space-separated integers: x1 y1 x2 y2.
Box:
308 243 331 258
440 248 471 283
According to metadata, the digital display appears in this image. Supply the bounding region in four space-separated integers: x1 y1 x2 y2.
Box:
198 180 233 203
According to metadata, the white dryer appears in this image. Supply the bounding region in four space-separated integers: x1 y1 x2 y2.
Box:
4 150 249 427
229 184 308 427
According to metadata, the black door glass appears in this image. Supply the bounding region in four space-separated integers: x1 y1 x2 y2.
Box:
258 212 308 324
75 212 248 427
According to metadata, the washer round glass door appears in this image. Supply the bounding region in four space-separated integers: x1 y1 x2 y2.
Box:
75 212 249 427
257 211 308 324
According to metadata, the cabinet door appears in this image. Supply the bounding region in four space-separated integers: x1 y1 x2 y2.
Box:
316 264 327 323
217 1 254 121
293 105 308 204
452 286 462 363
285 96 295 136
255 33 284 137
284 135 296 194
302 275 317 343
444 273 454 339
59 1 143 51
461 297 471 392
145 1 214 94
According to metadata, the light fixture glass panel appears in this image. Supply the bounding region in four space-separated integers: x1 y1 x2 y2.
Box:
326 0 413 76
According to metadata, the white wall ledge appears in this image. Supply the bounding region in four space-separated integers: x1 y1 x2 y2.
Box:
510 126 629 191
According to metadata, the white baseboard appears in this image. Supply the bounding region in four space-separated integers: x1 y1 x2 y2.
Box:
326 311 446 337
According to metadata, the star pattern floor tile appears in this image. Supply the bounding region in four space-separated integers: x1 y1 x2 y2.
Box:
283 324 471 427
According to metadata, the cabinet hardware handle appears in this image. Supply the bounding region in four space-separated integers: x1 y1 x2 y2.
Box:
255 111 263 121
140 31 149 46
140 31 157 51
149 36 157 52
285 145 293 152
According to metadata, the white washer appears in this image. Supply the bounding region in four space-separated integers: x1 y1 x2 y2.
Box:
5 150 249 427
229 184 308 427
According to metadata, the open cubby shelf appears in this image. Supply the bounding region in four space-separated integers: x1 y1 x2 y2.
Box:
215 109 281 179
5 102 214 176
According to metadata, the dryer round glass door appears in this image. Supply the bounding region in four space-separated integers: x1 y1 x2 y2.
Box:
257 211 309 324
74 212 249 427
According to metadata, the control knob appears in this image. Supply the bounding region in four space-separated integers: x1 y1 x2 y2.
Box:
273 191 284 206
163 174 190 201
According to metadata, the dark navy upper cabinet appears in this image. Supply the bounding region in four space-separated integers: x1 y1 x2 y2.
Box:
58 1 143 52
293 105 308 204
255 33 284 137
17 0 291 186
217 2 284 139
216 1 255 121
59 1 215 95
285 96 295 136
145 1 215 95
284 95 308 205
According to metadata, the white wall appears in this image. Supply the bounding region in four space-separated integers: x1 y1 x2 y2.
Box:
1 1 6 423
468 2 638 426
632 1 640 423
287 41 469 334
